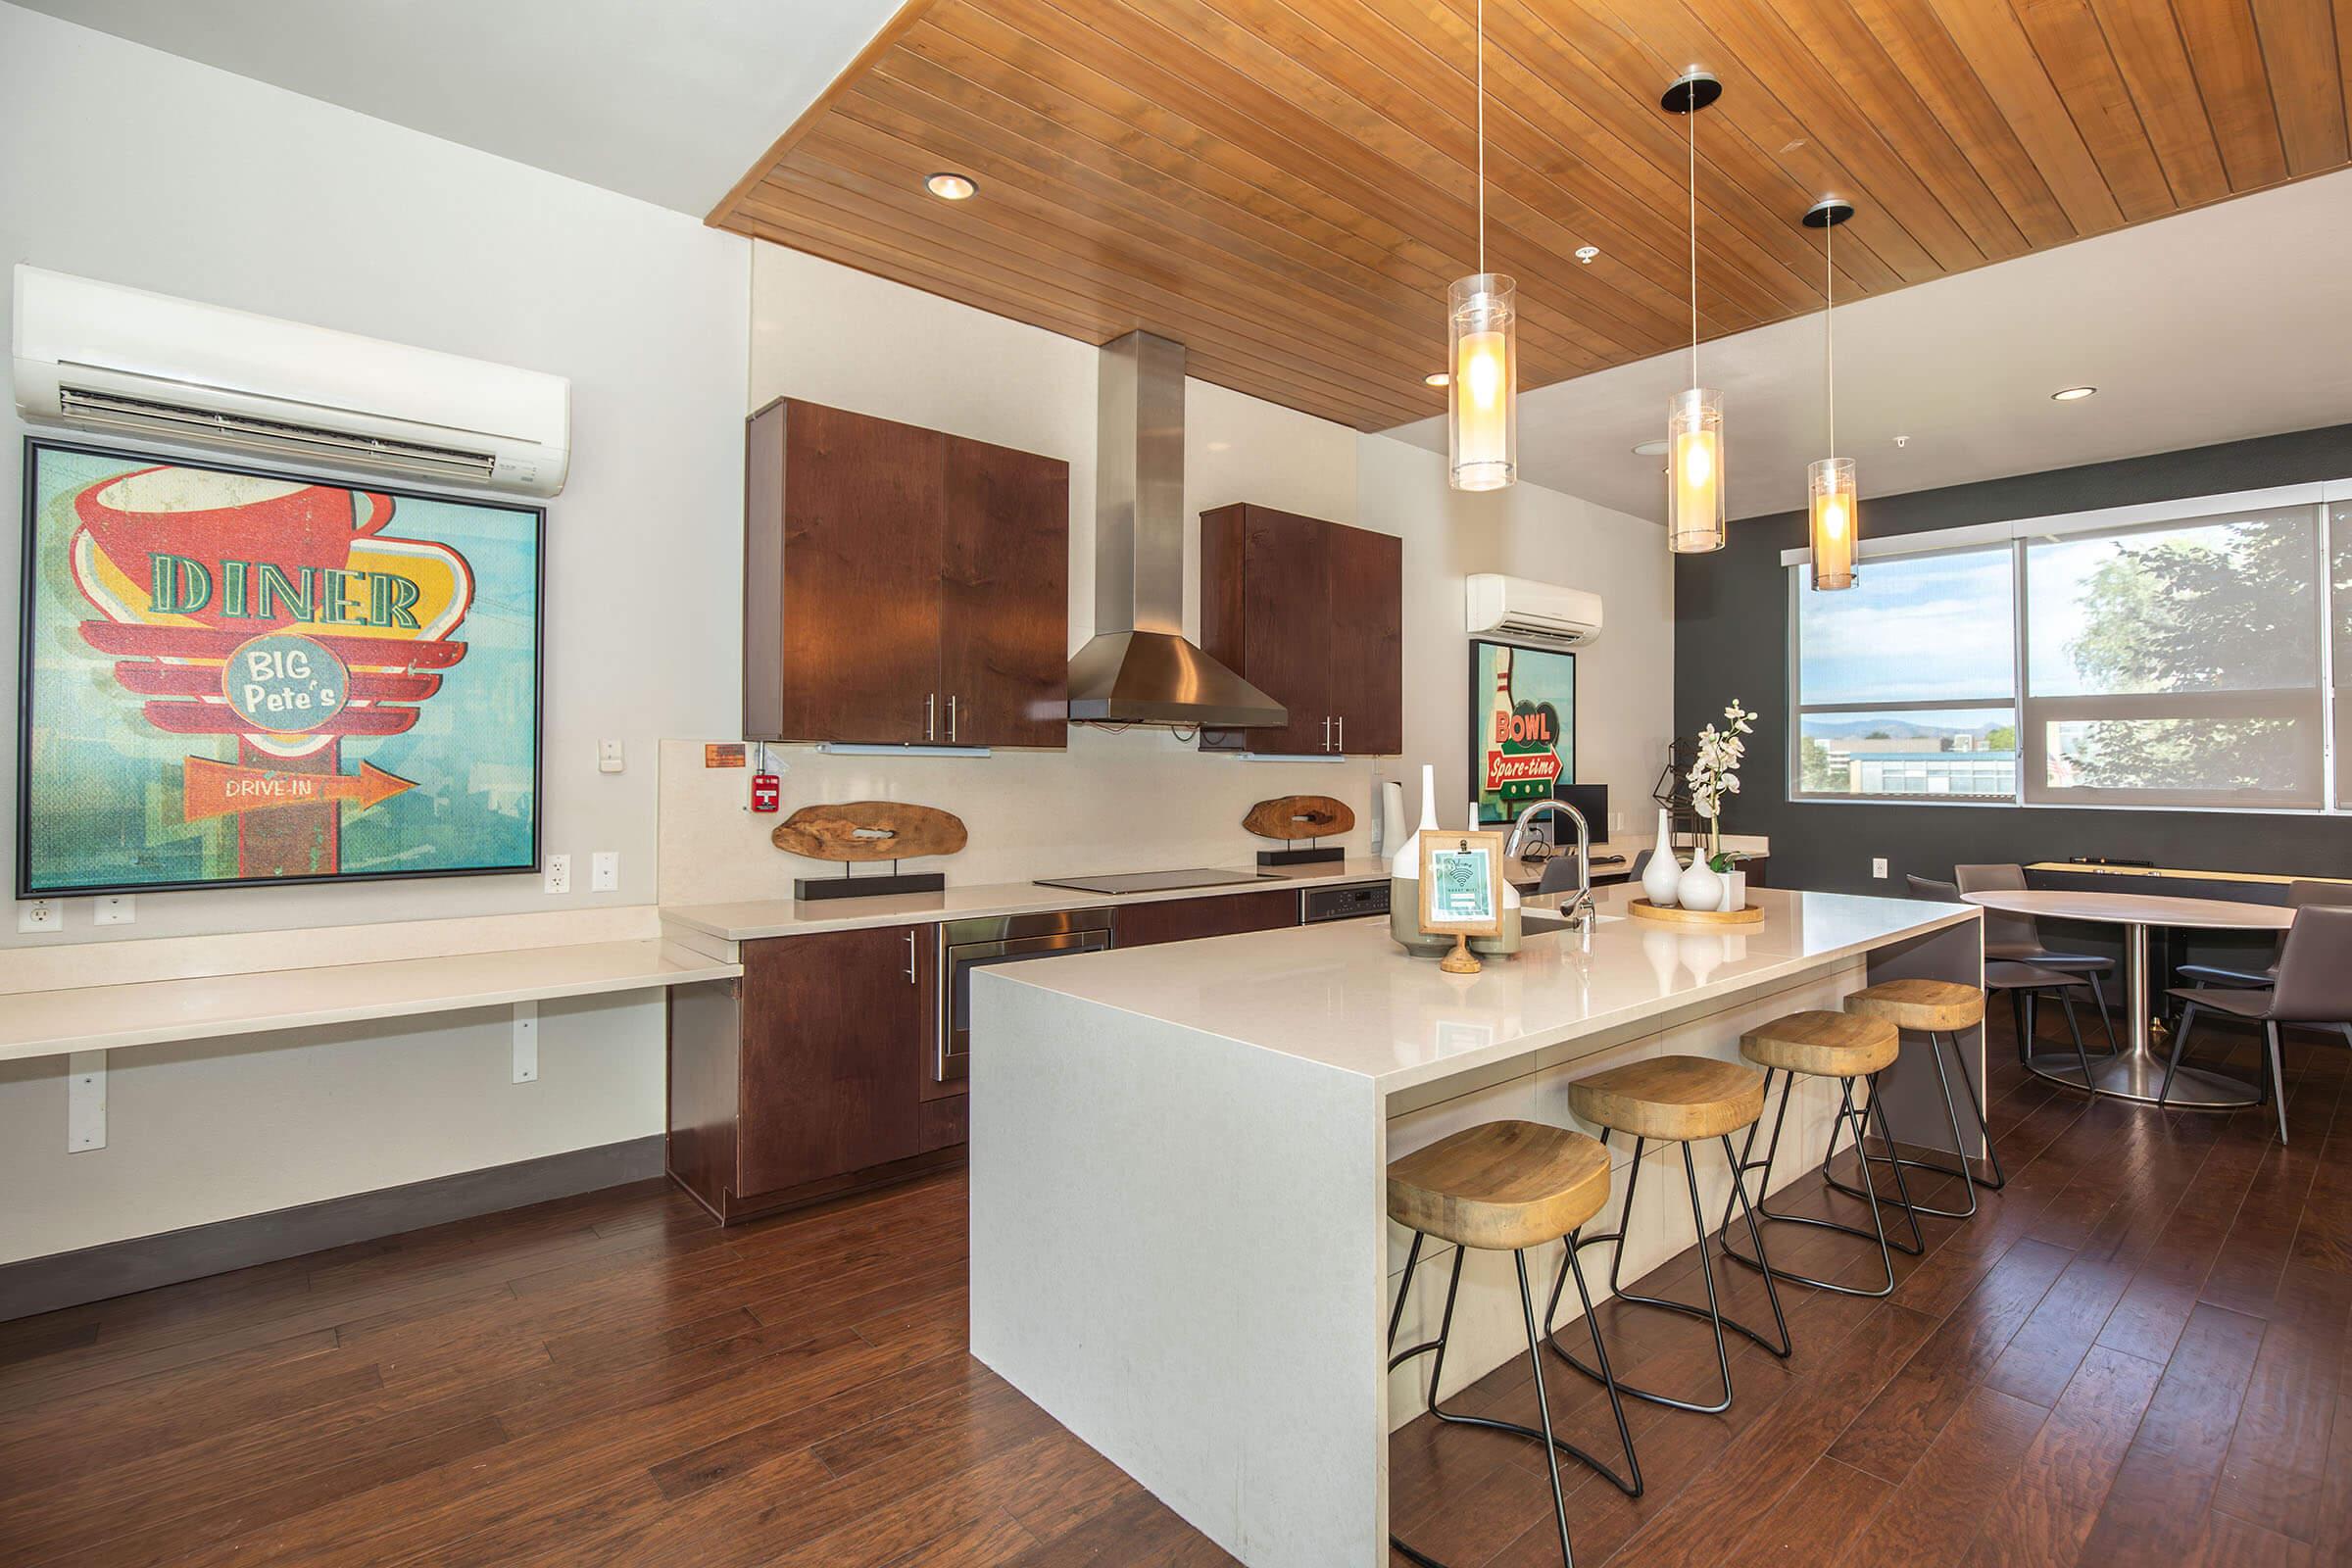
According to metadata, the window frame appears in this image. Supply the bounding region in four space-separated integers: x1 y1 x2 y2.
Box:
1783 479 2350 816
1784 539 2019 806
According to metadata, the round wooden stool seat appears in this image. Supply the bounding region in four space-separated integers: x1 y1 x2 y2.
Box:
1845 978 1984 1032
1740 1009 1899 1078
1567 1055 1765 1144
1387 1120 1611 1252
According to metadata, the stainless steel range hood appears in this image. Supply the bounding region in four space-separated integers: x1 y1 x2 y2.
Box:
1066 331 1287 728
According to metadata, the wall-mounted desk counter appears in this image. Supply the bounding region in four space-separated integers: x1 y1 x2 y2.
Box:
2025 861 2352 902
0 938 736 1065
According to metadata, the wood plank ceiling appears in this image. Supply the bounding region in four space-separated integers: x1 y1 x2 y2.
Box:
710 0 2352 432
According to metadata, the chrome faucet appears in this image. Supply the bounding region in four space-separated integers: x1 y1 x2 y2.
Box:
1503 799 1594 931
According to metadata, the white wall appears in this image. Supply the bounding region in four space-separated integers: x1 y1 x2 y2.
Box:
0 5 748 1261
1354 436 1674 840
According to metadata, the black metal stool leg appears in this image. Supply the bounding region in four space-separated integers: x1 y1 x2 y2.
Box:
1944 1028 2007 1191
1390 1225 1641 1567
1721 1071 1910 1296
1828 1030 1997 1217
1550 1131 1788 1413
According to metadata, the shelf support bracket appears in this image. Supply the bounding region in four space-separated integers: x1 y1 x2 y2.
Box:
513 1002 539 1084
68 1051 106 1152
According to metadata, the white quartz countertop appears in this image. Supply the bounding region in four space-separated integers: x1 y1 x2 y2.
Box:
662 857 1396 941
981 884 1977 1094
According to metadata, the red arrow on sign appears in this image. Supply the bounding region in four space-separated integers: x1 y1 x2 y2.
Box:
182 757 419 822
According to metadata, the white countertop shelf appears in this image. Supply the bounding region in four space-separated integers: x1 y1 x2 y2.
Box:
0 938 740 1062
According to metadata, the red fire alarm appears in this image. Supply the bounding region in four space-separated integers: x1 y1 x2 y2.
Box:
751 771 780 812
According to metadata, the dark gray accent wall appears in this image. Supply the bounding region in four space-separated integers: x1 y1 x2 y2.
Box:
1674 423 2352 899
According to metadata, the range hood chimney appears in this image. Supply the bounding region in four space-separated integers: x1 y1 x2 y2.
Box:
1066 331 1287 728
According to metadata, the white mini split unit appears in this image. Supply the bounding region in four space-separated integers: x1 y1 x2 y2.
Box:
11 266 570 498
1465 573 1603 648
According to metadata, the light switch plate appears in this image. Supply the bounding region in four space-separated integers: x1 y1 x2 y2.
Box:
591 851 619 892
1872 858 1889 879
544 854 570 895
93 895 134 926
18 899 61 934
598 738 624 774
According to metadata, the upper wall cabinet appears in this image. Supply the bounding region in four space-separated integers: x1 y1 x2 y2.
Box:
1198 504 1402 757
745 399 1068 748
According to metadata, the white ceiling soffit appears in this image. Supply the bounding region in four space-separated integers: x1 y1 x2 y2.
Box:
10 0 906 215
1390 168 2352 525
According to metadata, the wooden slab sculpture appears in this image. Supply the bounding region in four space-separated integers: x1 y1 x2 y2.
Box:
774 801 966 900
1244 794 1353 867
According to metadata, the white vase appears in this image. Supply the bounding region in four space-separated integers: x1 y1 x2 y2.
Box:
1677 860 1724 912
1390 763 1440 880
1724 868 1747 912
1641 809 1684 906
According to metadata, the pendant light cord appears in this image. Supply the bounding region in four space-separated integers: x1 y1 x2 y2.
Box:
1687 88 1698 387
1476 0 1486 276
1825 216 1835 458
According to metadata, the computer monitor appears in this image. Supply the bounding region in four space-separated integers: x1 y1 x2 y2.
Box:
1550 782 1609 844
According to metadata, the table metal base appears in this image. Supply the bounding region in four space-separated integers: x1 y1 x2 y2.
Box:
2024 1048 2258 1108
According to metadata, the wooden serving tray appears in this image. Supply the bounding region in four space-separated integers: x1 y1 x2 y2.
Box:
1627 898 1764 927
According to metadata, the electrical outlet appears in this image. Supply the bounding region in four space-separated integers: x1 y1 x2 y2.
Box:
598 738 624 774
1608 811 1623 833
1872 858 1889 879
591 851 619 892
92 895 134 927
544 855 570 895
18 899 61 934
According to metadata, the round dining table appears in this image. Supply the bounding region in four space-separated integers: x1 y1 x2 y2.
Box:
1961 888 2291 1108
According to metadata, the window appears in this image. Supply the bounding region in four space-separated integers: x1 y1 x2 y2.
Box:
1789 489 2343 812
1790 547 2017 801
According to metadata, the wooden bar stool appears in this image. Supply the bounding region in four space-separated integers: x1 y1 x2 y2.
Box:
1719 1010 1924 1298
1388 1120 1641 1568
1544 1056 1790 1417
1840 978 2009 1219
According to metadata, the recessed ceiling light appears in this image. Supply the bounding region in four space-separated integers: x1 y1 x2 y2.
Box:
2051 385 2096 401
1574 245 1599 264
1425 371 1450 388
924 172 977 201
1632 439 1669 457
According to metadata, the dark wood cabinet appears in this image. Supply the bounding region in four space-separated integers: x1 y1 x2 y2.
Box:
1198 503 1402 756
745 399 1068 748
1113 889 1299 949
666 921 954 1222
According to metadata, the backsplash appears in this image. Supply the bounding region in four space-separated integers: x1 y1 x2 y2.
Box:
659 732 1384 903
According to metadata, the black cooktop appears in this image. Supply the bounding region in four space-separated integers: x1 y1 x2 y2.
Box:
1032 868 1281 896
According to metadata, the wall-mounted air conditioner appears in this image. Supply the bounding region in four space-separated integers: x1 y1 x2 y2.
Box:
1466 573 1603 648
11 266 570 498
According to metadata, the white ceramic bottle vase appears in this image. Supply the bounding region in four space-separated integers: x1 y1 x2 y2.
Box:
1391 762 1440 879
1641 808 1684 906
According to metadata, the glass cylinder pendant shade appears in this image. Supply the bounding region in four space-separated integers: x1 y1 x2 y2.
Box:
1808 457 1858 590
1447 273 1517 491
1666 387 1725 552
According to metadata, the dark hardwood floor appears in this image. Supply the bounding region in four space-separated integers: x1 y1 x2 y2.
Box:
1 1005 2345 1566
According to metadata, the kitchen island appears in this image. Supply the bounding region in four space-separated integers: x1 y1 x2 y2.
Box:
968 883 1980 1567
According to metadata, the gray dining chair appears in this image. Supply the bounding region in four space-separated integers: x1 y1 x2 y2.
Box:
2176 879 2352 990
2162 903 2352 1143
1954 864 2119 1051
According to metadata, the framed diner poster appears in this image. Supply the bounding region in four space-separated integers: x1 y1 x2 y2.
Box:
1472 638 1575 825
17 439 544 898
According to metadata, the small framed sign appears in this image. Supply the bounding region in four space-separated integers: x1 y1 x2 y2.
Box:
1419 829 1505 973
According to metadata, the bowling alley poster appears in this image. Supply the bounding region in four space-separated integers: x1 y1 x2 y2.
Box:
17 441 543 897
1472 637 1575 827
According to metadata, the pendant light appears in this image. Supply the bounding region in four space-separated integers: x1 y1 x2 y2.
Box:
1803 197 1858 590
1663 70 1723 553
1447 0 1515 492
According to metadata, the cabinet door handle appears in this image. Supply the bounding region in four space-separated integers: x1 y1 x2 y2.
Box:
925 693 936 742
949 694 958 743
1322 715 1332 752
1337 714 1345 754
906 930 917 984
